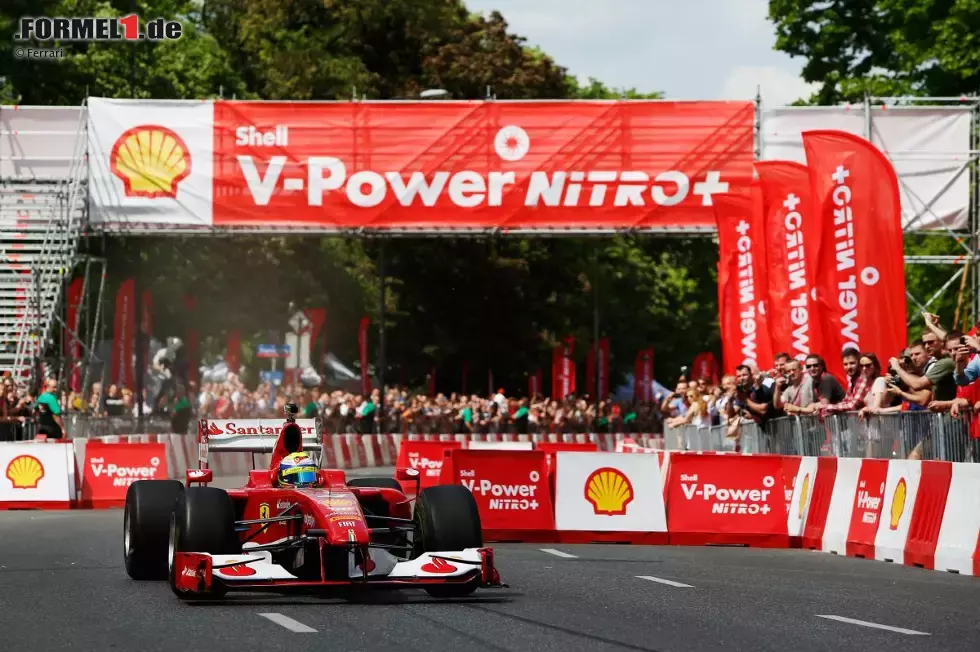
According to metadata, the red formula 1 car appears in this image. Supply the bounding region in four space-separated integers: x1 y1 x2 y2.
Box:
122 405 503 600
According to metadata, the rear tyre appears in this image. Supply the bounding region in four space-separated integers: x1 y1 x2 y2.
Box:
124 480 184 580
168 487 240 599
347 476 403 492
412 485 483 598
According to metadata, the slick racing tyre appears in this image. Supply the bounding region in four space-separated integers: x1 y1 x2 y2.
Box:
412 485 483 598
168 487 240 599
347 477 403 492
124 480 184 581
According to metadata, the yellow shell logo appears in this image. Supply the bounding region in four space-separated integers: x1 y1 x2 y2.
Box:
889 477 907 530
584 467 634 516
6 455 45 489
798 473 810 520
110 125 191 198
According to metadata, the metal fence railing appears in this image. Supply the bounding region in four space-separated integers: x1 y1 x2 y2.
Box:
664 411 978 462
63 414 176 439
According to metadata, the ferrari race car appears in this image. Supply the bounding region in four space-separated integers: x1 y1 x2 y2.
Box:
122 405 503 599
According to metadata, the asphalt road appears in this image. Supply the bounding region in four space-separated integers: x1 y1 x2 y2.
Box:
2 507 978 652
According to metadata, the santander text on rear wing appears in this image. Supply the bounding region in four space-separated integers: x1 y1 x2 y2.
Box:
196 418 323 469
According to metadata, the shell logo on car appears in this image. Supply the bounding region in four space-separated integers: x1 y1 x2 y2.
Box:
110 125 191 198
584 467 634 516
798 473 810 519
889 477 907 530
6 455 45 489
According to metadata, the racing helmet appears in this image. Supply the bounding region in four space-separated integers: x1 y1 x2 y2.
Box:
277 452 319 487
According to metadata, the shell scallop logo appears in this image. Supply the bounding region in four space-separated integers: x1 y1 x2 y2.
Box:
584 467 634 516
6 455 45 489
889 477 907 530
110 125 191 198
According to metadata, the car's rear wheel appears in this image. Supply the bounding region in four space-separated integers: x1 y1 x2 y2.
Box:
412 485 483 598
168 487 240 599
124 480 184 580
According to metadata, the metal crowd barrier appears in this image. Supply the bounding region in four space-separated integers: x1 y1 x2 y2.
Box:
63 414 176 439
664 411 977 462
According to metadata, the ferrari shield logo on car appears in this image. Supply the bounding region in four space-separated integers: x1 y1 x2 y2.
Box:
259 503 270 519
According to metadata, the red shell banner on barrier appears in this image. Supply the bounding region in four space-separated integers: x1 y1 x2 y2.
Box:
441 449 555 533
87 98 754 231
904 461 953 569
803 130 906 380
715 185 773 373
801 456 838 550
82 442 168 507
395 440 462 490
756 161 821 362
845 458 889 558
666 453 787 546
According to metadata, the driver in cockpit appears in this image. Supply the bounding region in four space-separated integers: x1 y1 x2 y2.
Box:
276 451 321 488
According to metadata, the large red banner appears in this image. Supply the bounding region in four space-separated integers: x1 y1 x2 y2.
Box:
82 442 168 507
209 101 753 230
715 186 773 373
756 161 821 362
112 279 135 389
666 453 788 546
803 131 906 378
395 440 463 490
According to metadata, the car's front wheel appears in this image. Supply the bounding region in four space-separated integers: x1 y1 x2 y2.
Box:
412 485 483 598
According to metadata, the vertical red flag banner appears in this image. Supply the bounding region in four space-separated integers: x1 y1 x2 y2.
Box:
65 278 84 392
690 351 720 385
598 337 610 399
756 161 821 363
803 131 906 380
358 316 371 395
528 369 541 398
562 336 576 398
634 348 654 402
586 346 596 397
304 308 327 368
551 345 563 400
226 330 241 374
112 279 135 389
428 367 437 397
140 290 153 379
715 185 773 374
183 295 200 386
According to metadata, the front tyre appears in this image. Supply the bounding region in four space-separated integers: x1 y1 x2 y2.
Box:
412 485 483 598
124 480 184 580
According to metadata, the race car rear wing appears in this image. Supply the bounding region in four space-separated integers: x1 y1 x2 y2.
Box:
197 418 323 469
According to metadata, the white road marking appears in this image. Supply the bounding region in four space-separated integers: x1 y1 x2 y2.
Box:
539 548 577 559
636 575 694 588
815 615 930 636
258 613 318 633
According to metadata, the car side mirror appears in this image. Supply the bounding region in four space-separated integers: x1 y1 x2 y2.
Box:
186 468 213 486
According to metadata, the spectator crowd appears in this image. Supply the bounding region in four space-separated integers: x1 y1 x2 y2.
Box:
3 312 978 461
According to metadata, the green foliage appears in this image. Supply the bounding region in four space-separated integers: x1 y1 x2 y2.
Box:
769 0 980 104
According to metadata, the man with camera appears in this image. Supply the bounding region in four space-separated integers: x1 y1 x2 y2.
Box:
888 337 956 405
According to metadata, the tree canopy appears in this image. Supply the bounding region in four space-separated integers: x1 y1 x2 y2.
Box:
768 0 978 334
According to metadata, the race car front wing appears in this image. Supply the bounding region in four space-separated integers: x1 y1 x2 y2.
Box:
172 547 504 596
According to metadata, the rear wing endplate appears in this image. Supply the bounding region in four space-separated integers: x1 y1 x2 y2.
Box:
197 418 323 469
